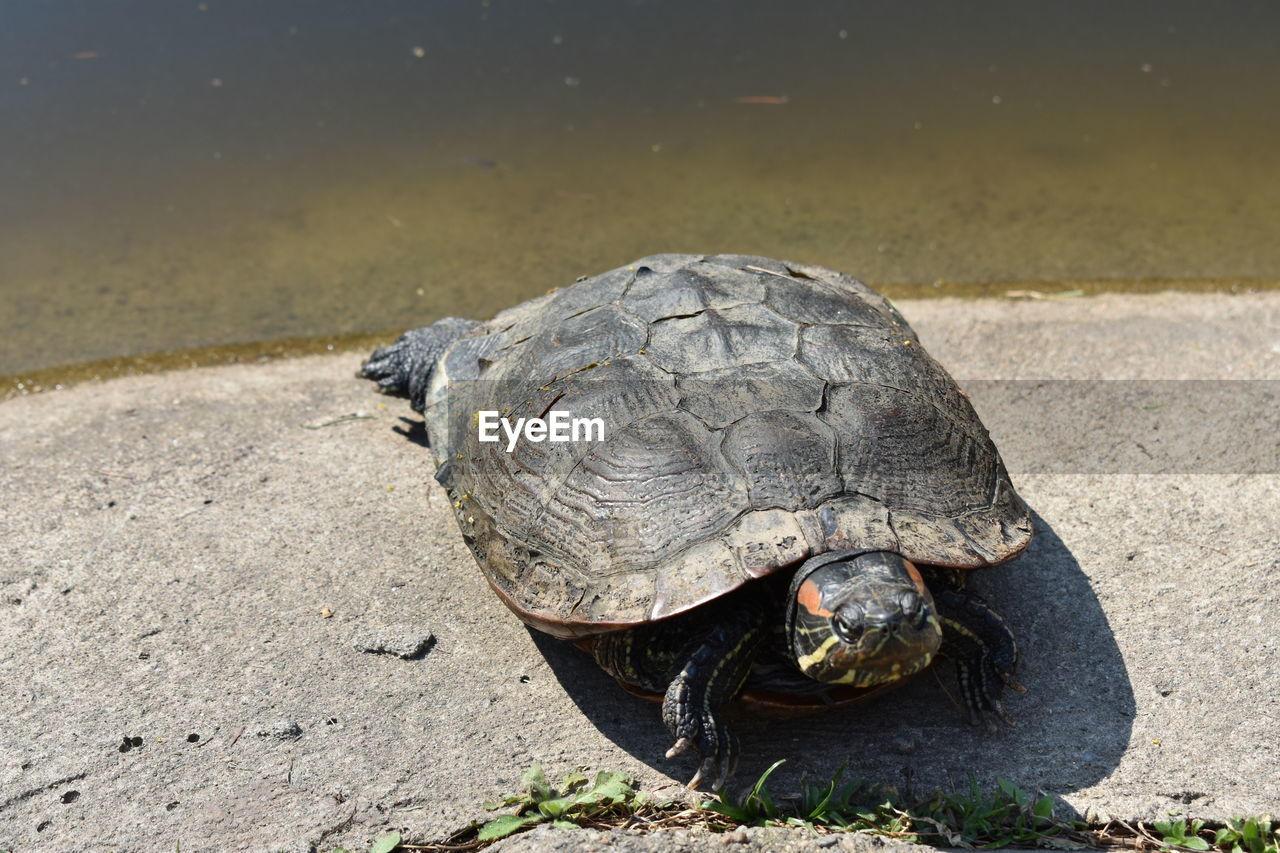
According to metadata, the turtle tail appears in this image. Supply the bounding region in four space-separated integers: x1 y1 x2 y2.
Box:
359 317 479 413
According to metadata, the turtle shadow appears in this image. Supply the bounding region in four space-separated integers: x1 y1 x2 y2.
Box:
532 511 1135 807
392 416 431 449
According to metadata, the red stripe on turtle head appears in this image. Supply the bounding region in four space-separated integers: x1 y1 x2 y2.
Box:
902 559 927 596
797 578 833 618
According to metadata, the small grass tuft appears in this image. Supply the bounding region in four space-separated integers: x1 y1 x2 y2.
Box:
705 761 1082 848
1149 814 1279 853
474 764 659 842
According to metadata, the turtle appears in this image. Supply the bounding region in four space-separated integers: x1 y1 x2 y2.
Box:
360 253 1033 789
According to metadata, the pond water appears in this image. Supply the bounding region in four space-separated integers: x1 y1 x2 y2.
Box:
2 0 1278 381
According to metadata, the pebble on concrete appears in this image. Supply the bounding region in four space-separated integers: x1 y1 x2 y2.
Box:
353 624 436 659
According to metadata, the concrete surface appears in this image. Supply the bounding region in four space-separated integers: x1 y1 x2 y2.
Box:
487 823 925 852
1 292 1277 853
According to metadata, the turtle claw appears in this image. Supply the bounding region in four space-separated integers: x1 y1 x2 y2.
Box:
663 718 737 790
984 697 1015 731
687 763 709 791
1001 671 1028 694
686 752 733 791
668 736 714 789
665 737 695 760
966 693 1011 733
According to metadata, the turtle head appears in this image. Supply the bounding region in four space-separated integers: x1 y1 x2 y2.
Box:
786 551 942 687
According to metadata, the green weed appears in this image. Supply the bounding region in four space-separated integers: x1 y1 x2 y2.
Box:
1152 814 1279 853
705 762 1081 848
475 764 655 842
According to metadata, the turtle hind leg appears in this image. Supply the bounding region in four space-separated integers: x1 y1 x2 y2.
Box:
359 317 479 413
931 583 1025 732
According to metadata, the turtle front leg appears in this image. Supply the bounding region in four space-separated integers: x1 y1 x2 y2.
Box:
590 601 767 790
660 616 767 790
931 584 1026 732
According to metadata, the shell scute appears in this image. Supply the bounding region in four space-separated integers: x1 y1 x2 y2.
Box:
721 509 811 577
646 303 798 374
624 261 766 322
534 411 748 577
809 495 898 554
650 539 744 621
824 382 997 517
677 361 824 429
721 411 842 510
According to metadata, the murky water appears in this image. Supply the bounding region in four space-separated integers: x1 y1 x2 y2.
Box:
2 0 1279 380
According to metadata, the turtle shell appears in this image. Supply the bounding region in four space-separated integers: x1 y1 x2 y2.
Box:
428 254 1032 638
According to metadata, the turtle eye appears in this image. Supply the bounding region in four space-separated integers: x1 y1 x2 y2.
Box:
899 591 927 627
831 611 864 645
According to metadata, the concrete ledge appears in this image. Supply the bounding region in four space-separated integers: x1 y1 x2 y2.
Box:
1 292 1277 852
